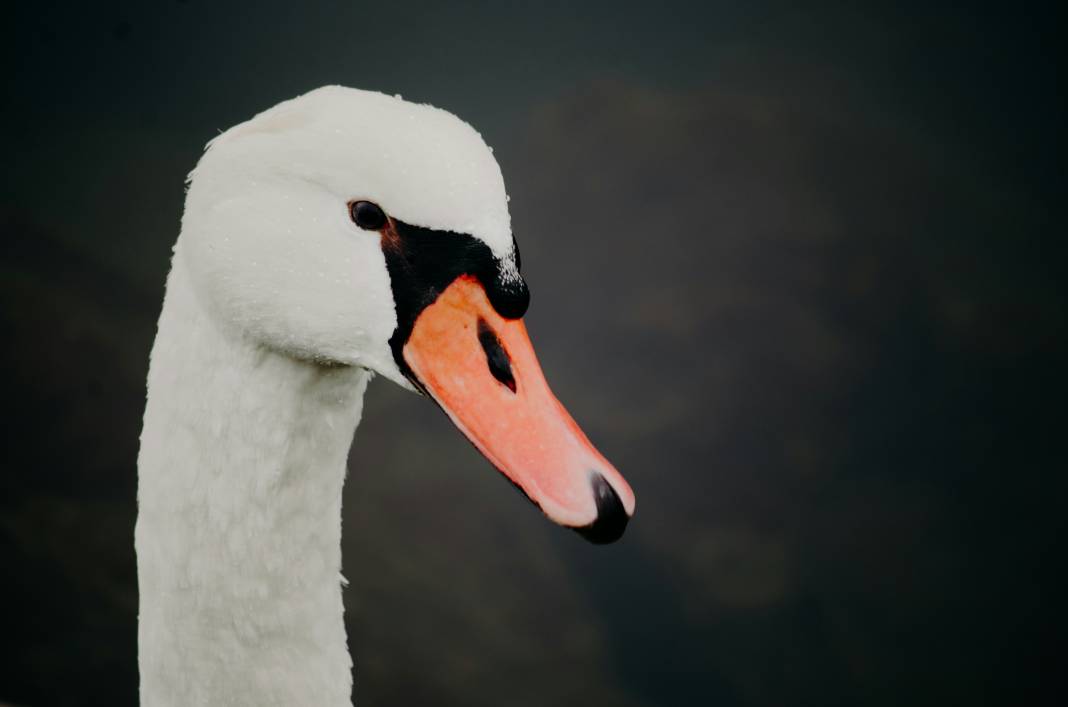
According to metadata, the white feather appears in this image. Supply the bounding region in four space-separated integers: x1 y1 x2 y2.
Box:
137 86 515 706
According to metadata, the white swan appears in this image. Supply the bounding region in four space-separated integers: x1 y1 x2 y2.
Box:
136 86 635 706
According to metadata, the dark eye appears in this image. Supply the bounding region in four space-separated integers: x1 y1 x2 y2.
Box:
349 200 387 230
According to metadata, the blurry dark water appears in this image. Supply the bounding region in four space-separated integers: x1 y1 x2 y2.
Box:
1 2 1065 706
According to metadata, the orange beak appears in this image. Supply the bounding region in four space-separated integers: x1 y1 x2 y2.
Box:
402 275 635 542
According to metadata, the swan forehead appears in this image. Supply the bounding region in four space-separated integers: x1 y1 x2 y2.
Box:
199 86 513 256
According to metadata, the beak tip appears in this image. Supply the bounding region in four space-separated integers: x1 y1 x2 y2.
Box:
572 471 631 544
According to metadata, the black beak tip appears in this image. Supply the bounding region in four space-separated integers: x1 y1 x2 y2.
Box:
573 472 630 544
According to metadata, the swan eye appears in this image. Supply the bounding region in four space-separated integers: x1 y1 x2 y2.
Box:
349 200 387 231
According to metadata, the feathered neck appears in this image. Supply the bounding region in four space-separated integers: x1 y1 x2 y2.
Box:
136 254 367 706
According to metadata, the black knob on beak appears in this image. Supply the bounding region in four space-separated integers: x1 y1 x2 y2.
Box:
484 274 529 320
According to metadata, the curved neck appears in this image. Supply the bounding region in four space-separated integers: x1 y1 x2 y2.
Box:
136 257 367 707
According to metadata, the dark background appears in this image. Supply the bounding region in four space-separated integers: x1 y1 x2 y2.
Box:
1 2 1065 705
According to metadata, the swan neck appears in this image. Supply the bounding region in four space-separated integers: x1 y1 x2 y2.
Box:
136 257 366 706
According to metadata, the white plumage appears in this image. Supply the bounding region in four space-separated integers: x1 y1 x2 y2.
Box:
138 87 514 706
137 85 633 706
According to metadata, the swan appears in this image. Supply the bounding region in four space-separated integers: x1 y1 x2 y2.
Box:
135 86 636 706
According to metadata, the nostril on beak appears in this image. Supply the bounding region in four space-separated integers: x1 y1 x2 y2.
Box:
477 318 516 393
574 472 630 544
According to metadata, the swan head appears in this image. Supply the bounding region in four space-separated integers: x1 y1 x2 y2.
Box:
179 86 634 541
